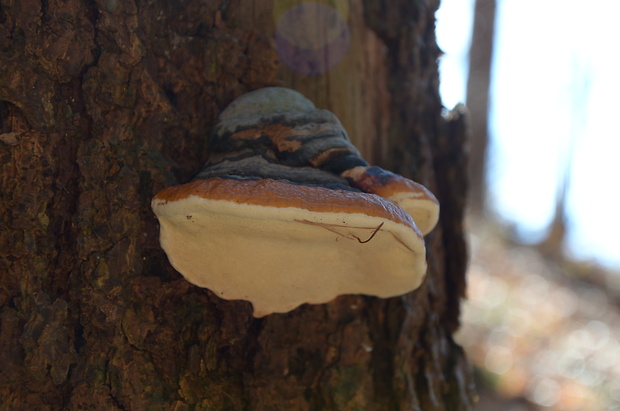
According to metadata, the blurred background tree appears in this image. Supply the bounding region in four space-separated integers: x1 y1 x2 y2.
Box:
438 0 620 409
465 0 495 215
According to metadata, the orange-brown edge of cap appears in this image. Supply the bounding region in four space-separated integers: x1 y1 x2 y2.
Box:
153 177 418 231
342 167 439 204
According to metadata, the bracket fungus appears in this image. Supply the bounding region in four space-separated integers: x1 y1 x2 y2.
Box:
152 87 440 317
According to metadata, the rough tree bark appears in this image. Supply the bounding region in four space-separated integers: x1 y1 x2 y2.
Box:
0 0 474 409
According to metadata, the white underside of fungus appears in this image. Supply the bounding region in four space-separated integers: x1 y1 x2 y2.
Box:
152 178 426 317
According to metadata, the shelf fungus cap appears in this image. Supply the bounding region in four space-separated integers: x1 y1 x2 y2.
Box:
152 177 428 317
341 166 440 236
214 87 335 134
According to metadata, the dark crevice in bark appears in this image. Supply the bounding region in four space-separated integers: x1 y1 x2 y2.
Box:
0 100 9 132
40 0 49 23
366 300 399 409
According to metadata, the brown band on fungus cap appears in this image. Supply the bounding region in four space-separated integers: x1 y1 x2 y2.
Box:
208 87 367 173
152 178 427 317
191 154 360 192
228 123 344 155
154 178 418 228
341 166 440 236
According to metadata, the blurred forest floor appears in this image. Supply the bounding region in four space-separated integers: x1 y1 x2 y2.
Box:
458 216 620 411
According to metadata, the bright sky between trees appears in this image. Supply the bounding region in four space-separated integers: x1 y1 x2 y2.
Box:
436 0 620 269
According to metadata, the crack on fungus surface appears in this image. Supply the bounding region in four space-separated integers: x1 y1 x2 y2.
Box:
294 219 384 243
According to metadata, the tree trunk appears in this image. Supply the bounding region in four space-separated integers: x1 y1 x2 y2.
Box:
0 0 474 409
465 0 495 214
